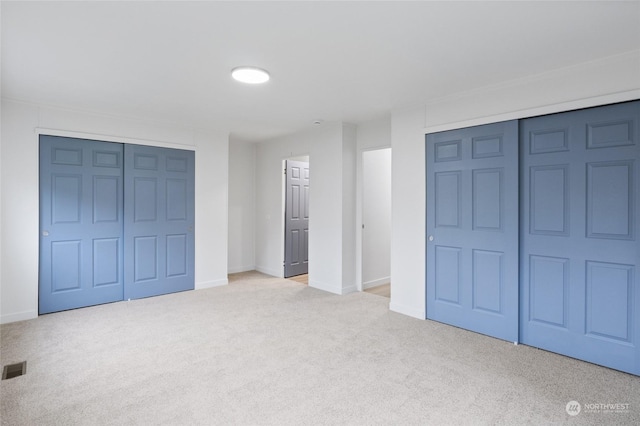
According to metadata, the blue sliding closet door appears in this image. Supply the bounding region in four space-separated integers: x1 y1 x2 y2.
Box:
426 120 520 342
39 136 124 314
124 144 195 300
520 101 640 375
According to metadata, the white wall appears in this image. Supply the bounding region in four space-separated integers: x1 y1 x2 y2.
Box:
423 50 640 132
389 107 426 319
254 122 357 294
341 124 357 291
389 50 640 320
0 99 229 324
362 148 391 289
228 139 256 273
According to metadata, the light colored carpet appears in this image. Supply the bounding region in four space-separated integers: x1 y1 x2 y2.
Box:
1 271 638 425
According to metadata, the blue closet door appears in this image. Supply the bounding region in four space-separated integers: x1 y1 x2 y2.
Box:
124 144 195 299
520 101 640 375
39 136 124 314
426 120 519 342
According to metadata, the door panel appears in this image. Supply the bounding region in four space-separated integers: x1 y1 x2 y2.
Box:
426 120 519 342
520 101 639 375
39 136 124 314
124 145 194 299
284 160 309 278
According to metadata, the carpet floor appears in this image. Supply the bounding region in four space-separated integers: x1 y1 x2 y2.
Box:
1 271 638 425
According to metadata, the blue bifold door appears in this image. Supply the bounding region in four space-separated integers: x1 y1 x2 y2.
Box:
426 120 520 343
124 144 195 299
426 100 639 375
519 101 639 375
39 136 125 314
39 136 194 314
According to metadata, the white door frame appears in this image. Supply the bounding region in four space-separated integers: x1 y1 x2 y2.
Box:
356 146 392 292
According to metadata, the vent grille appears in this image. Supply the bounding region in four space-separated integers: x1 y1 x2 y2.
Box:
2 361 27 380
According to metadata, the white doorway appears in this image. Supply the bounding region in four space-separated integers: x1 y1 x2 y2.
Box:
361 148 391 296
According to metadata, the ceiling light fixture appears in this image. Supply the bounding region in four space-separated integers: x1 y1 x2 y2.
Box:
231 66 270 84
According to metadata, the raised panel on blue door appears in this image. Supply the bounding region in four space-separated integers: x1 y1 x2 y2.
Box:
52 147 83 165
434 140 461 162
587 161 633 240
304 186 310 219
166 156 187 172
52 175 82 224
586 261 633 342
472 135 503 158
93 238 119 286
134 153 158 170
472 250 503 314
530 165 569 236
134 236 158 282
435 246 461 305
166 234 187 277
93 151 120 168
93 176 119 223
472 168 502 231
51 240 81 292
304 229 309 262
166 178 187 221
529 129 569 154
435 171 461 228
529 255 568 328
587 120 634 149
134 177 158 222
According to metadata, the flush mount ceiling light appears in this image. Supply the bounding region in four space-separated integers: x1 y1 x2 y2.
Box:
231 66 270 84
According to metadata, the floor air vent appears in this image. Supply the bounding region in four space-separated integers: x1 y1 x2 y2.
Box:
2 361 27 380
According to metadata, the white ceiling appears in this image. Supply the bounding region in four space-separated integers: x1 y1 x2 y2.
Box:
3 1 640 142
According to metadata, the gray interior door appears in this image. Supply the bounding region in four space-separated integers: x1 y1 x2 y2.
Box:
124 144 195 299
284 160 309 278
520 101 640 375
426 121 519 342
39 136 124 314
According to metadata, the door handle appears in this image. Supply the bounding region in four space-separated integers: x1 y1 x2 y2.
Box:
42 230 50 237
428 235 434 242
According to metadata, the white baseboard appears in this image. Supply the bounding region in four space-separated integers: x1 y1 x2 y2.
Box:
196 278 228 290
1 310 37 324
342 284 357 295
310 280 357 295
309 279 342 295
389 301 425 320
227 265 256 274
362 276 390 290
255 265 282 278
